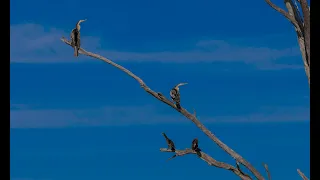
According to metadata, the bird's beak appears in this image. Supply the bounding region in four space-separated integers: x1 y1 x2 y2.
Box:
179 83 188 87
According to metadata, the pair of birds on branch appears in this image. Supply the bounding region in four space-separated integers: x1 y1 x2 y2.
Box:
162 132 201 152
70 20 187 109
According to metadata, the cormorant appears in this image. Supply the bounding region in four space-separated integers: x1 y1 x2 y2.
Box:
191 138 201 156
70 19 86 57
191 138 199 151
162 132 175 151
170 83 187 109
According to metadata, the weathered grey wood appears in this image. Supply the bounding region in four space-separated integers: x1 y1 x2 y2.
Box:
61 37 265 180
265 0 310 86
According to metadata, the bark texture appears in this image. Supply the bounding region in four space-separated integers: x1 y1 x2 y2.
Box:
265 0 310 86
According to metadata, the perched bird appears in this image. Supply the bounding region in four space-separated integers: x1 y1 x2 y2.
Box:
170 83 188 109
191 138 201 156
70 19 87 57
162 132 175 151
191 138 199 151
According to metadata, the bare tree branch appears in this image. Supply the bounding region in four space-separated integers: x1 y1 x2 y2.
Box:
288 0 304 33
263 163 271 180
265 0 310 86
298 0 310 65
61 37 265 180
264 0 300 30
297 169 309 180
284 0 310 86
236 161 251 179
160 148 252 180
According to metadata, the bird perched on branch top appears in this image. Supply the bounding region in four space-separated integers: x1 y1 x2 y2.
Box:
191 138 199 151
70 19 86 57
162 132 175 151
191 138 201 156
170 83 188 109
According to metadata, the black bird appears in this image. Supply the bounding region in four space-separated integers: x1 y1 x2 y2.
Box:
70 19 86 57
170 83 187 109
191 138 199 151
162 132 175 151
191 138 201 156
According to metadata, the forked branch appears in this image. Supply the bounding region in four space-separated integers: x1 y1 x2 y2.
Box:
60 37 265 179
160 148 252 180
264 0 300 30
264 0 310 85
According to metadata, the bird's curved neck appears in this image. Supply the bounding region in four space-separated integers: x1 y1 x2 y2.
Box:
162 133 168 139
76 24 81 31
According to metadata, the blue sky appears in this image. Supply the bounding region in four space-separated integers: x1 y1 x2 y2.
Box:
10 0 310 179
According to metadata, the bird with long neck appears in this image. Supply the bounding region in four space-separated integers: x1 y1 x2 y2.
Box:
162 132 175 151
170 83 187 109
70 19 86 57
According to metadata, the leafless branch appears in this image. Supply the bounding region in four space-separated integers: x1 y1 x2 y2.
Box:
264 0 310 86
236 161 251 179
297 169 309 180
160 148 252 180
264 0 300 29
263 163 271 180
61 37 265 179
290 0 304 32
298 0 310 65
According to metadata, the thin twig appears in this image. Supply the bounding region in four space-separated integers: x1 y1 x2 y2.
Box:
263 163 271 180
297 169 309 180
160 148 252 180
61 37 265 180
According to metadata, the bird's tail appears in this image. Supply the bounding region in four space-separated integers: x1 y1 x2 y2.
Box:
196 150 201 157
167 154 177 161
176 102 181 109
74 47 79 57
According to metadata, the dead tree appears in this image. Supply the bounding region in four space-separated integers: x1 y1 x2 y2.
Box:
60 5 310 177
60 37 309 179
265 0 310 86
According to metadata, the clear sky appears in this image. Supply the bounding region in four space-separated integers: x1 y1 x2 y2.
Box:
10 0 310 179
